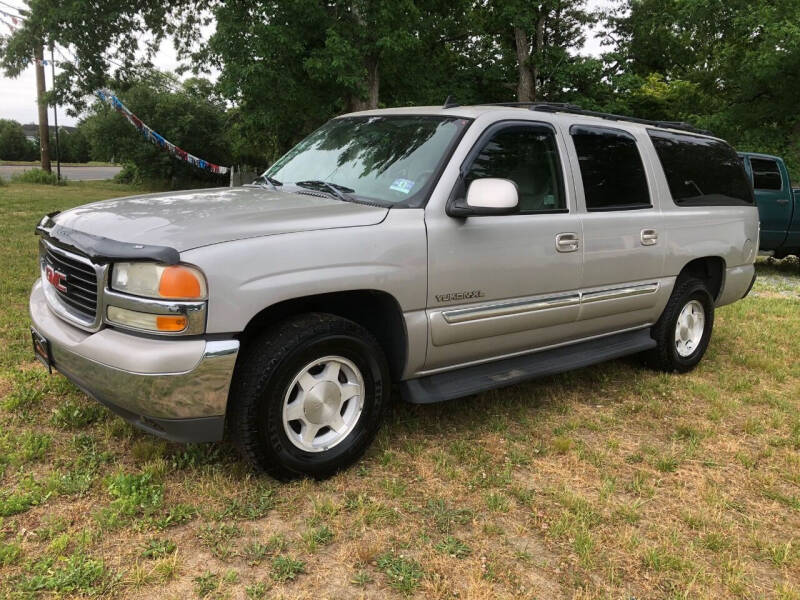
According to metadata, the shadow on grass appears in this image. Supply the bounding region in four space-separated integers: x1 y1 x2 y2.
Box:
756 255 800 276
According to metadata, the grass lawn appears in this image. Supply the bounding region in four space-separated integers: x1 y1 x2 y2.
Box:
1 181 799 599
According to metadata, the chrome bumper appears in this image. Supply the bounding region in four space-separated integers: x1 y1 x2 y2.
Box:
29 279 238 442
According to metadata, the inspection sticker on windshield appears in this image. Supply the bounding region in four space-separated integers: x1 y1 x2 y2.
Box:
390 178 415 194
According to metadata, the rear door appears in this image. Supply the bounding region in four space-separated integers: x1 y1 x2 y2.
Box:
566 125 665 334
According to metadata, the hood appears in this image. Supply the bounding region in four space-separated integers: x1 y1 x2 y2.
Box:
53 186 389 252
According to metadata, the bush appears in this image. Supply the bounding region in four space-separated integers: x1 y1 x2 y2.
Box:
112 162 142 185
10 168 65 185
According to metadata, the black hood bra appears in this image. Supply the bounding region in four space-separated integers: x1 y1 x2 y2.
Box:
35 212 181 265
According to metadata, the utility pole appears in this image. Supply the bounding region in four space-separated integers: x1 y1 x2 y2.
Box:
34 45 51 172
50 46 60 181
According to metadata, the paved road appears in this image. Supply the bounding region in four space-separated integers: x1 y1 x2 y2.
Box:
0 165 122 181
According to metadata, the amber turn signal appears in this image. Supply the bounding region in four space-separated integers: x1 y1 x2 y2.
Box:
158 265 204 299
156 315 188 331
107 306 188 333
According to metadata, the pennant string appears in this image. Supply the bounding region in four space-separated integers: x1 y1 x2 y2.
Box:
96 89 228 175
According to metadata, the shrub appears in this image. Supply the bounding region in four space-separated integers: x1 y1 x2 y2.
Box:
112 162 142 184
10 168 65 185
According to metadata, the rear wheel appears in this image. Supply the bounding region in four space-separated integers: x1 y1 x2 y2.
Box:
645 277 715 373
228 313 390 480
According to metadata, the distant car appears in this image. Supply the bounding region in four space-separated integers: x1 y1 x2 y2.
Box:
31 104 758 480
739 152 800 258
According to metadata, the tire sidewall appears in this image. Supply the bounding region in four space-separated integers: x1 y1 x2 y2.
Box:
256 332 388 477
666 285 715 369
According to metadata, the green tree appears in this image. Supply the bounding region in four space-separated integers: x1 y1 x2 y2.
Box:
57 127 91 163
608 0 800 177
1 1 476 163
0 119 37 161
473 0 596 102
208 0 472 158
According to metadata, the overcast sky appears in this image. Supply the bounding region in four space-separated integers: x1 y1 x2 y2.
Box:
0 1 612 127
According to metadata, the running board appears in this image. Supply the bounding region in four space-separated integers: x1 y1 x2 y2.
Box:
401 329 656 404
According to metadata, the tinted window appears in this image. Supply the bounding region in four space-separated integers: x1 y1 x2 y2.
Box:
750 158 783 191
571 126 650 210
648 130 753 205
464 126 565 212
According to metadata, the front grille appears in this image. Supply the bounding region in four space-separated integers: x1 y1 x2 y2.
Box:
43 245 98 321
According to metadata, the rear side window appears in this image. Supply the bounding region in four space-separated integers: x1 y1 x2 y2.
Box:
750 158 783 191
464 125 566 213
570 126 651 211
648 130 753 205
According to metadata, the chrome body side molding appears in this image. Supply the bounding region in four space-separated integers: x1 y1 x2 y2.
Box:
429 282 661 349
442 293 580 324
581 282 659 304
440 282 659 323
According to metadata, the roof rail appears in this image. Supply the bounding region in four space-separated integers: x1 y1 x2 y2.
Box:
478 101 713 136
479 101 582 110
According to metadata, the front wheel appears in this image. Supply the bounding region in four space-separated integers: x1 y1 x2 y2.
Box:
228 313 390 480
645 277 715 373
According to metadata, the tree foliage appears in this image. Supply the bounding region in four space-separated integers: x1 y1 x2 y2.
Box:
605 0 800 175
2 0 798 179
0 120 38 161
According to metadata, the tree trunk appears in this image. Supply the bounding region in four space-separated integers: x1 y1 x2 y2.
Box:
366 57 379 109
34 45 51 172
348 56 380 111
514 26 533 102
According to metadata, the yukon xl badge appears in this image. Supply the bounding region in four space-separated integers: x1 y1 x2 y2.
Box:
435 290 485 303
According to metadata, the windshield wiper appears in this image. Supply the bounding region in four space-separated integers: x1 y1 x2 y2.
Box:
295 180 355 202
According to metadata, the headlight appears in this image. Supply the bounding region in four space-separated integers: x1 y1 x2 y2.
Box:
111 262 207 300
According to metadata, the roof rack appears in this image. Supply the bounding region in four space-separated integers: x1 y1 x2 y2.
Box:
477 102 713 136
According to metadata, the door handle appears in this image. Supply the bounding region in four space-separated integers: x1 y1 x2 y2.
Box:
640 228 658 246
776 198 789 204
555 232 580 253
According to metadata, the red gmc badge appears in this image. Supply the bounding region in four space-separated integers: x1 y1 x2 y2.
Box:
45 265 67 293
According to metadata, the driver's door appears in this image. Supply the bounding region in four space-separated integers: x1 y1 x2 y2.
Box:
423 121 583 371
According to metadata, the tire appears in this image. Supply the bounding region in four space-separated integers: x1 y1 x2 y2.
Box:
645 277 715 373
228 313 390 480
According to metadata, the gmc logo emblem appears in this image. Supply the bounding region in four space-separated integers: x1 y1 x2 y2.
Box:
45 265 67 293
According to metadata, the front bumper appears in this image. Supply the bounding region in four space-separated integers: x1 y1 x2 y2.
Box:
29 279 239 442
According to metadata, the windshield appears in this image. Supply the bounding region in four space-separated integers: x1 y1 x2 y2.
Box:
264 116 470 206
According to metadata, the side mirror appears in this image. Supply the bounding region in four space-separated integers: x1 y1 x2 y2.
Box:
447 178 519 217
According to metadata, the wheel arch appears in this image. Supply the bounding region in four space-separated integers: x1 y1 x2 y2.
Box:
676 256 726 301
237 290 408 380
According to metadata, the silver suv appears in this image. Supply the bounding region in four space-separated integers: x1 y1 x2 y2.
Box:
30 103 759 479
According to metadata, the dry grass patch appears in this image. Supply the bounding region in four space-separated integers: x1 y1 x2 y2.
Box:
1 183 799 598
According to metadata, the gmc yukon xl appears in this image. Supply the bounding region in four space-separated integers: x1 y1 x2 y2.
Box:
30 103 759 479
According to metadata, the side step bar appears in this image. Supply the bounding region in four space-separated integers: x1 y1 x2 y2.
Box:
401 329 656 404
